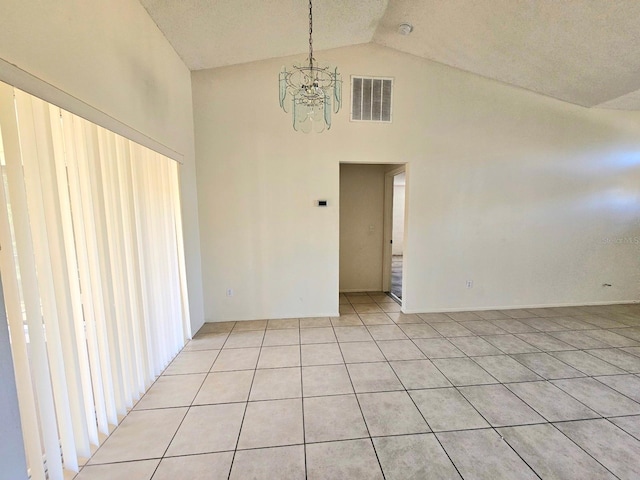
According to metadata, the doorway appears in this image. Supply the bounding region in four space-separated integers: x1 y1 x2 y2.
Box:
339 163 406 303
382 166 406 302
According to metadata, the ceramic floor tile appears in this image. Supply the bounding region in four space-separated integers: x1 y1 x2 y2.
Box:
438 428 538 479
75 460 159 480
359 313 394 325
229 445 305 480
134 374 206 410
623 346 640 357
377 339 426 360
390 359 452 389
519 318 566 332
432 322 475 337
552 378 640 417
262 328 300 346
515 333 575 351
303 394 368 442
583 330 640 347
339 341 386 363
347 294 374 303
267 318 300 329
163 350 219 375
550 330 613 349
413 338 465 358
346 362 404 393
249 367 301 401
212 347 260 372
449 336 503 356
410 388 489 432
489 319 538 334
380 302 402 313
166 403 245 456
367 325 408 340
306 439 384 480
257 345 300 369
193 370 254 405
472 355 542 383
498 424 616 480
398 323 441 339
183 333 228 351
224 330 265 348
357 390 430 436
550 350 625 376
301 341 344 366
609 415 640 441
300 326 336 344
339 304 356 315
302 364 354 396
459 321 508 335
505 381 599 422
331 315 363 327
511 353 586 379
299 317 332 328
458 384 544 427
587 348 640 372
373 434 462 480
334 326 373 342
503 309 537 319
447 311 482 321
89 408 187 464
353 303 384 314
198 321 236 335
237 398 303 449
481 334 540 354
153 452 233 480
431 357 497 386
387 312 423 324
418 312 455 323
550 318 597 331
233 320 267 331
556 419 640 480
595 374 640 402
475 310 509 320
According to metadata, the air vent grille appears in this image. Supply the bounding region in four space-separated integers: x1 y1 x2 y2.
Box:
351 76 393 123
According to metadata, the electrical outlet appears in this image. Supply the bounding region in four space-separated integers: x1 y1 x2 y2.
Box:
226 288 234 297
466 280 473 289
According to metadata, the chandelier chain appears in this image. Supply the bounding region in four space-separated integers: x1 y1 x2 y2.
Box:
308 0 313 67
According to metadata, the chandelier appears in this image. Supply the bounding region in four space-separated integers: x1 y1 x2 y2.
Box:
279 0 342 133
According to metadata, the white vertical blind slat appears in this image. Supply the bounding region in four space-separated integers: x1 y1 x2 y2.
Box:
6 91 62 479
0 82 47 480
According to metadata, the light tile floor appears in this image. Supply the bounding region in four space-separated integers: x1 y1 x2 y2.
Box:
75 295 640 479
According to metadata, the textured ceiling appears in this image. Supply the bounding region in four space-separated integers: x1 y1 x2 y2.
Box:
139 0 640 109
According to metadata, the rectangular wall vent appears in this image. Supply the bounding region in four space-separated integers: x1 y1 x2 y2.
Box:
351 76 393 123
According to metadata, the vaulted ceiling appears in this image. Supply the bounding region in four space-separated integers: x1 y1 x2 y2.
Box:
139 0 640 110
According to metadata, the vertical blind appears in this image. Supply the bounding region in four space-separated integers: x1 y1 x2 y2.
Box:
0 83 191 479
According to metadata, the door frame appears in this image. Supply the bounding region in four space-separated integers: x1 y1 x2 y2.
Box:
382 165 406 294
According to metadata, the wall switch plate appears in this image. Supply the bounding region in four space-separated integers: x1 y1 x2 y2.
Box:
226 288 234 297
466 280 473 289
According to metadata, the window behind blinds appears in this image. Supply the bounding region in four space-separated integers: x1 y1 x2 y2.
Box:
351 76 393 123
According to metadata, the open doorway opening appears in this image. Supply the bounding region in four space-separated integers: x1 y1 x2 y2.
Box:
339 163 406 305
390 172 405 300
382 166 406 303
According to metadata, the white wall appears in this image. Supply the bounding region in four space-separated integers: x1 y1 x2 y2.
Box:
193 42 640 321
0 0 205 331
340 164 385 292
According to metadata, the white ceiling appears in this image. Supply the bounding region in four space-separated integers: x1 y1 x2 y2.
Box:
139 0 640 110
